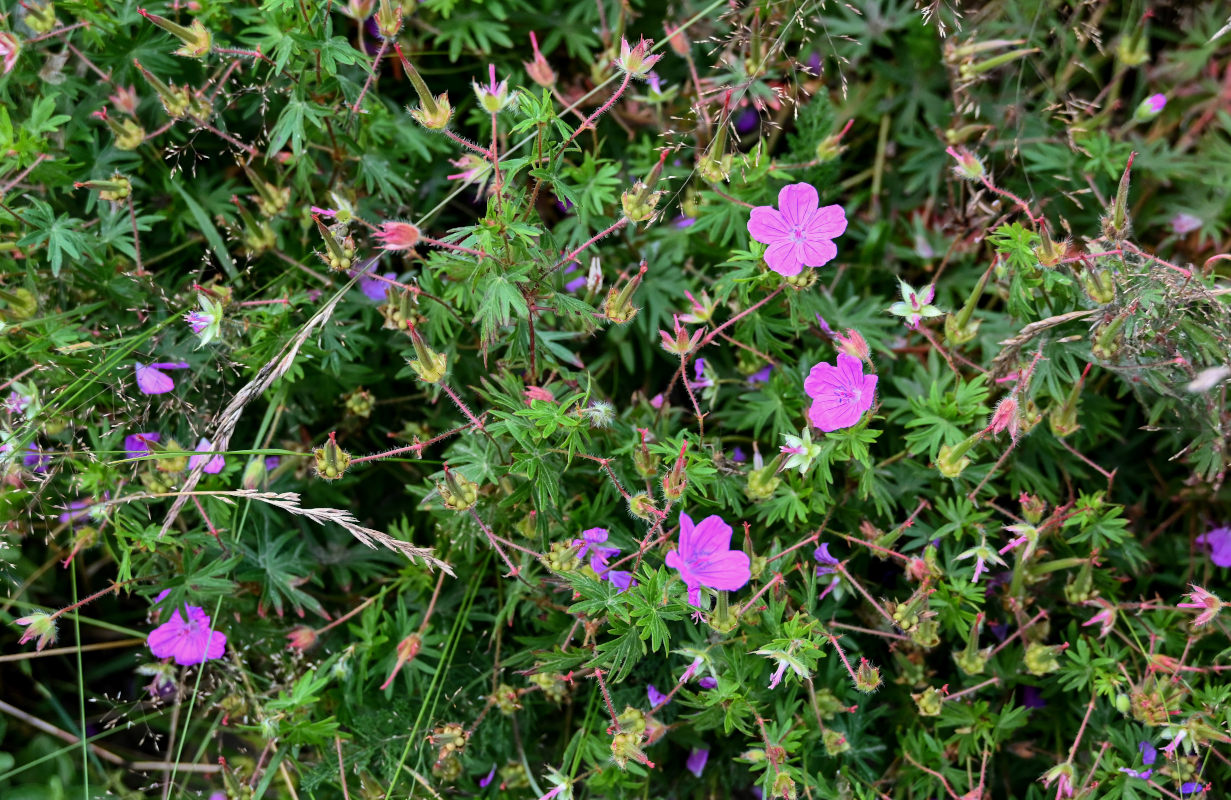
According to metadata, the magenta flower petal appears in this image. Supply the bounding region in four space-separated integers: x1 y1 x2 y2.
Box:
147 603 227 666
607 570 635 591
1196 526 1231 567
805 354 877 432
479 765 497 788
798 237 838 268
668 511 751 604
698 676 718 689
124 432 160 459
747 206 789 242
682 515 734 562
189 437 225 474
764 239 803 276
778 183 819 227
806 204 848 240
647 684 668 707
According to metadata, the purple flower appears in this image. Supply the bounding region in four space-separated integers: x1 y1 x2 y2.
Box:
689 358 713 390
125 432 160 459
360 272 397 302
747 183 847 277
686 747 709 778
147 592 227 666
748 365 773 384
650 393 665 409
1196 526 1231 567
565 275 588 293
815 313 836 338
5 390 30 416
1180 782 1205 794
479 765 496 788
574 527 609 560
23 444 50 472
1140 741 1157 766
608 570 635 591
1172 213 1203 235
675 215 696 229
665 512 751 606
731 446 746 463
647 684 668 707
804 353 877 432
814 543 839 575
265 455 281 470
735 108 760 134
698 676 718 689
59 498 94 524
184 311 212 334
1020 686 1046 709
189 437 225 474
134 361 189 395
1144 93 1167 113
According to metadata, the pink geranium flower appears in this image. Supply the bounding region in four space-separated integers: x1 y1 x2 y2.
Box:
747 183 847 277
665 512 751 606
134 361 190 395
148 592 227 666
189 437 225 474
373 221 421 251
804 353 877 432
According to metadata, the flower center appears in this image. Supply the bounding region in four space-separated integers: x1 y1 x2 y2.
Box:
791 225 807 242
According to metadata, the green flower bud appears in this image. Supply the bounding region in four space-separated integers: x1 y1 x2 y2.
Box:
912 686 943 716
603 262 647 325
1023 641 1062 676
854 658 881 693
313 432 350 480
822 728 851 755
541 540 580 572
628 492 659 521
138 8 212 58
436 464 478 511
407 324 448 384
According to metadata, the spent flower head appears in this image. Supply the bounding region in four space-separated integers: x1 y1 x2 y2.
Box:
779 428 822 474
15 610 57 651
184 294 223 347
888 281 943 329
615 37 663 79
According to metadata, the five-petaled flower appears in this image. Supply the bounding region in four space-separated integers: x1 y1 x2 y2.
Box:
135 361 190 395
1178 585 1223 626
665 512 751 606
804 353 877 432
147 591 227 666
747 183 847 277
888 280 943 329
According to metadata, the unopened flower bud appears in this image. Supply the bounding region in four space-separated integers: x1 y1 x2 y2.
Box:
286 625 318 651
988 395 1020 439
437 463 478 511
1034 231 1069 268
661 441 689 500
1133 93 1166 122
1020 492 1047 523
936 432 979 478
529 670 569 703
138 8 212 58
834 328 869 362
524 32 555 87
240 457 267 490
633 430 660 478
1090 314 1128 361
1102 152 1134 242
314 432 351 480
406 323 448 383
603 261 647 325
659 315 702 356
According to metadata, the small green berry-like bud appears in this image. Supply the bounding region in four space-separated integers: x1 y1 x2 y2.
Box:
529 671 569 703
620 181 664 223
910 618 941 649
541 540 580 572
936 432 980 478
822 729 850 755
617 706 646 735
1078 267 1116 305
628 492 659 521
912 686 944 717
1023 641 1062 676
611 730 645 770
1090 314 1128 362
23 1 57 35
313 432 351 480
406 323 449 383
854 658 882 693
344 388 374 419
432 754 462 783
744 456 782 502
75 174 133 202
436 464 479 511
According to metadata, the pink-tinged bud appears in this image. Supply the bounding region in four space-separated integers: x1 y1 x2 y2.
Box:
524 32 556 87
615 37 663 79
834 329 869 362
0 33 21 76
109 85 139 116
286 625 318 651
375 0 402 39
659 315 703 356
945 145 985 181
524 386 554 405
663 24 690 57
137 8 212 58
1178 585 1223 627
15 611 57 651
1081 600 1116 638
1133 93 1167 122
380 633 422 690
988 396 1020 439
374 221 421 252
342 0 375 20
661 441 689 500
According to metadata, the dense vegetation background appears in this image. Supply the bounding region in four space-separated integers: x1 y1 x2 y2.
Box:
3 0 1231 798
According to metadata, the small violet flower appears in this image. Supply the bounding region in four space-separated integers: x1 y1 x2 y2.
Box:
746 183 847 277
698 676 718 689
359 271 397 302
479 765 497 789
189 437 225 474
686 747 709 778
147 591 227 666
814 543 839 576
135 361 190 395
647 684 668 707
665 512 751 607
1196 525 1231 568
804 353 877 433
